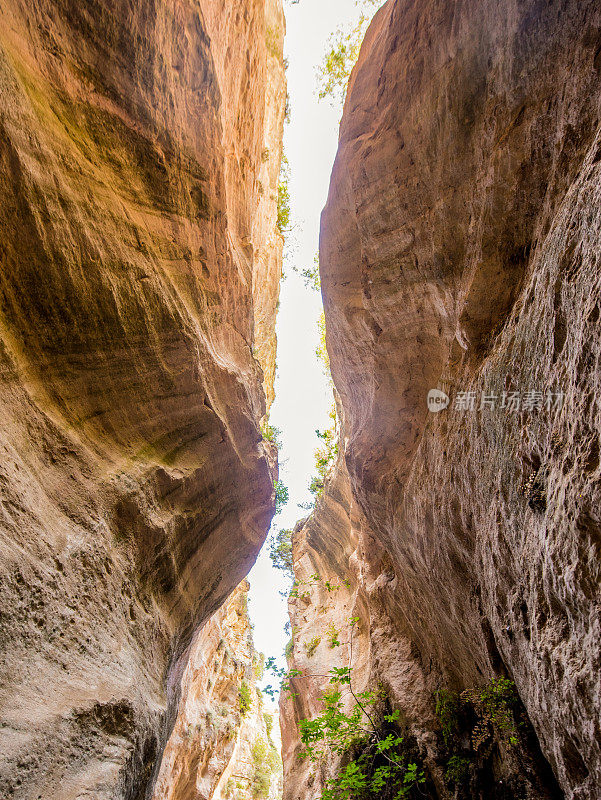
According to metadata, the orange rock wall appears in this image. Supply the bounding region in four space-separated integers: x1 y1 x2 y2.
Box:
0 0 285 797
283 1 601 799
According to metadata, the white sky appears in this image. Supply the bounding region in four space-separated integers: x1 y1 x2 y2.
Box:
248 0 371 706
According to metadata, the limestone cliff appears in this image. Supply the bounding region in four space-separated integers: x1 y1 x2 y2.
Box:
280 468 373 800
0 0 285 798
283 1 601 799
153 581 282 800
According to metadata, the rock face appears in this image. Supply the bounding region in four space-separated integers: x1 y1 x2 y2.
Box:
284 1 601 799
152 581 282 800
280 468 375 800
0 0 285 797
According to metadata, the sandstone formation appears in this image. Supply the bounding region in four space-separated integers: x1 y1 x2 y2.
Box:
153 581 282 800
283 1 601 799
0 0 285 797
279 467 374 800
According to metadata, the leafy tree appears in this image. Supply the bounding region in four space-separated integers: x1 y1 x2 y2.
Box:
316 1 382 106
274 480 289 514
299 666 425 800
316 311 330 376
263 586 425 800
269 527 294 579
294 251 321 292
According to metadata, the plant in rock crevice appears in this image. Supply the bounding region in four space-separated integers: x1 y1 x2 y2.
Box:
265 580 426 800
434 677 522 791
250 736 281 799
238 681 252 716
261 421 283 449
304 636 321 657
298 629 426 800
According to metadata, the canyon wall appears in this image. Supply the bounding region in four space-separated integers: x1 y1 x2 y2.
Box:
153 581 282 800
0 0 285 798
283 1 601 799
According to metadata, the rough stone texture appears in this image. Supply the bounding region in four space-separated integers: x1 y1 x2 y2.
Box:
285 1 601 799
282 461 563 800
152 581 282 800
0 0 285 797
279 467 375 800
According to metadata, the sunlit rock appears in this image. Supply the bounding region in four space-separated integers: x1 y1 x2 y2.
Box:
284 0 601 798
0 0 285 796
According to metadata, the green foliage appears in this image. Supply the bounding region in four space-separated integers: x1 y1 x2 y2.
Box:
264 712 274 739
294 251 321 292
254 652 266 681
308 405 338 500
299 667 426 800
251 737 281 790
285 638 294 659
274 480 289 515
436 678 520 784
277 154 291 235
316 19 364 105
434 688 460 747
289 572 348 601
327 622 340 649
316 1 382 106
251 737 276 799
445 755 471 787
261 421 283 449
264 598 427 799
316 311 330 375
477 677 517 716
268 527 294 580
304 636 321 657
474 677 519 744
238 681 252 716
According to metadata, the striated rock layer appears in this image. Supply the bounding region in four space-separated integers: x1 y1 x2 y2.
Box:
152 581 282 800
284 1 601 799
0 0 285 797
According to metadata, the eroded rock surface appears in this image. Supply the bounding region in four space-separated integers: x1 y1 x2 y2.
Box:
0 0 285 797
284 1 601 799
153 581 282 800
